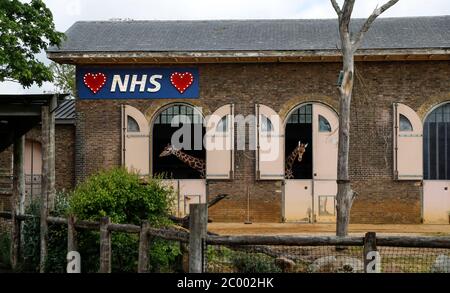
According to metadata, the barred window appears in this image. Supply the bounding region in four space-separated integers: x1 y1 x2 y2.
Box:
287 104 312 124
424 103 450 180
154 105 202 124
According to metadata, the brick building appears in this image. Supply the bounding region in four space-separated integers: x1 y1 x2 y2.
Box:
0 99 75 211
21 16 450 224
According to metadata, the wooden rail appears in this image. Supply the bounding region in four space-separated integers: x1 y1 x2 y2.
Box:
2 207 450 274
206 235 364 246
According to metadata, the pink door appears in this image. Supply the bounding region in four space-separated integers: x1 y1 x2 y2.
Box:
423 181 450 224
284 180 312 222
312 104 339 223
24 140 42 198
163 179 206 217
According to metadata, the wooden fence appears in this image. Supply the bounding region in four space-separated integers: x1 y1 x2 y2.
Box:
1 203 450 273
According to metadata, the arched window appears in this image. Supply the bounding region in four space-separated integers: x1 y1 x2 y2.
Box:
318 115 331 132
399 114 413 132
152 104 205 179
154 104 202 125
127 116 140 132
424 103 450 180
261 115 273 132
287 104 312 124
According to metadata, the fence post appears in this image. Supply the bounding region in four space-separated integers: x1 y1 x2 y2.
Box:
67 215 77 252
363 232 380 273
138 221 150 273
189 203 207 273
99 217 111 273
10 213 20 270
40 104 50 273
10 135 24 270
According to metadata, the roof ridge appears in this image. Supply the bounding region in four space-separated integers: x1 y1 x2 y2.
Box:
71 15 450 24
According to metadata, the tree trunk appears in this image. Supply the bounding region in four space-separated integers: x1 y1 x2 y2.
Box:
336 47 355 237
331 0 400 237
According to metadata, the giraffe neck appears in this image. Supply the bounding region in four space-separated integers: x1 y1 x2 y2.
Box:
172 149 206 174
286 148 300 171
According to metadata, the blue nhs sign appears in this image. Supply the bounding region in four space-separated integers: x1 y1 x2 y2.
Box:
76 67 199 99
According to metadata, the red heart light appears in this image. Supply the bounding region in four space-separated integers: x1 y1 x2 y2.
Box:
83 73 107 94
170 72 194 94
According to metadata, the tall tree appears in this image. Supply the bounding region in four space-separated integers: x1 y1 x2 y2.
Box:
49 62 75 95
330 0 399 236
0 0 64 87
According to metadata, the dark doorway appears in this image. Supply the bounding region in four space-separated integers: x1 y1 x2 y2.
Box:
285 104 313 179
152 104 205 179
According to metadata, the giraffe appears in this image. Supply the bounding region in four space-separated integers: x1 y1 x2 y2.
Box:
285 141 308 179
159 144 206 178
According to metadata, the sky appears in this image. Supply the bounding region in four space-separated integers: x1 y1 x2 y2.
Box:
1 0 449 94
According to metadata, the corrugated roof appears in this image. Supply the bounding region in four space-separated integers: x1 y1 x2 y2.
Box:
48 16 450 53
55 99 75 121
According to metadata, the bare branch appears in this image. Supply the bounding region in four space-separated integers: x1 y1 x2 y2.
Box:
341 0 356 25
330 0 342 16
352 0 400 51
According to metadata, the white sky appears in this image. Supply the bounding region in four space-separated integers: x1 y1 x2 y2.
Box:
1 0 449 94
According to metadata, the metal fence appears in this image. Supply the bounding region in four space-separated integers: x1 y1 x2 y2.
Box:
205 244 450 273
1 203 450 273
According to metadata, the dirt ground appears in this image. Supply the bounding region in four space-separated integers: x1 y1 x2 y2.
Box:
208 223 450 236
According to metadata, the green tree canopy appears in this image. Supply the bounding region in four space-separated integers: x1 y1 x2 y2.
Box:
0 0 64 87
49 62 75 94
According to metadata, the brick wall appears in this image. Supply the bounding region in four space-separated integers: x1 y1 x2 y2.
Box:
25 125 76 192
0 124 75 194
74 61 450 223
0 147 12 173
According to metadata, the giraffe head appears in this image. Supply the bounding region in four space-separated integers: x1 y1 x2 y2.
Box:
297 141 308 162
159 144 178 157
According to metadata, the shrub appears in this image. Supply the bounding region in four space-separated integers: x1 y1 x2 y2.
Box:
21 168 178 272
22 192 69 272
0 230 11 267
231 252 281 273
69 168 174 225
68 168 178 272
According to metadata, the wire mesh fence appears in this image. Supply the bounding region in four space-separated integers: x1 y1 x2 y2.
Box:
378 247 450 273
206 245 364 273
206 244 450 273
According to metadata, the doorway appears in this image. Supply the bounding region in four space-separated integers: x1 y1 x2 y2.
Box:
284 103 339 223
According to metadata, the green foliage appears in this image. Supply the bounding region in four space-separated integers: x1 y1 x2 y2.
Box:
207 246 282 273
69 168 174 226
21 168 178 272
0 230 11 267
49 62 75 94
22 192 69 272
231 252 281 273
68 168 178 272
0 0 64 87
22 198 42 271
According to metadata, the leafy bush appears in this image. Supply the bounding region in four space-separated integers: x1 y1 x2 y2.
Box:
21 168 178 272
69 168 174 225
231 252 281 273
0 230 11 267
22 192 69 272
69 168 178 272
